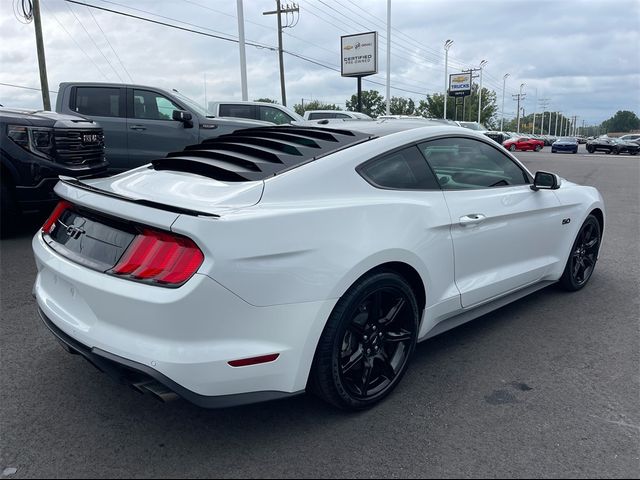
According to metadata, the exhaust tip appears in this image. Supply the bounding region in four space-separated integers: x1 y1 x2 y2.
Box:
132 379 180 403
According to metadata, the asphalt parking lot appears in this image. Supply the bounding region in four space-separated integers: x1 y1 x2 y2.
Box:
1 146 638 478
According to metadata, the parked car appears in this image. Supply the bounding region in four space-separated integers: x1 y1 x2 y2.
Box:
34 123 605 410
484 131 512 144
503 136 544 152
586 136 639 155
208 101 304 125
575 135 587 144
551 137 579 154
457 121 488 132
611 138 640 155
1 107 107 233
619 134 640 146
56 82 271 171
303 110 372 121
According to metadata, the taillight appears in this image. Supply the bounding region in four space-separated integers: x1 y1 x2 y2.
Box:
42 200 72 234
111 229 204 286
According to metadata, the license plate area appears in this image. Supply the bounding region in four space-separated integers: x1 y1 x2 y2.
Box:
45 209 136 272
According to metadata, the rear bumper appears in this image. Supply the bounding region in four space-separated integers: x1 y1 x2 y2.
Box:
552 145 578 152
38 308 300 408
33 232 335 404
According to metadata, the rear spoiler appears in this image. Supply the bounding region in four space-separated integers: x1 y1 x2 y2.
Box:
58 176 220 218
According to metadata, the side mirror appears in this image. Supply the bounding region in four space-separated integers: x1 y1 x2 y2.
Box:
531 171 561 191
172 110 193 127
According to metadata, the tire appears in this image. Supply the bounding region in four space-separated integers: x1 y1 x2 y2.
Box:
509 144 517 152
587 146 594 153
551 149 556 154
613 148 620 155
558 215 601 291
535 145 542 152
1 180 18 238
310 271 419 410
573 149 578 154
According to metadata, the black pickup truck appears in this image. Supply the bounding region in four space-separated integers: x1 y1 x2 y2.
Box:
1 107 108 233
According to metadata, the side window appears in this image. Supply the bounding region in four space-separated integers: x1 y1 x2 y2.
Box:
74 87 122 117
132 90 181 121
358 146 440 190
418 137 530 190
259 106 293 125
335 113 350 119
219 104 255 119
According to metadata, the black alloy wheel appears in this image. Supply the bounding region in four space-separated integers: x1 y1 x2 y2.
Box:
310 272 419 410
614 148 620 155
559 215 601 291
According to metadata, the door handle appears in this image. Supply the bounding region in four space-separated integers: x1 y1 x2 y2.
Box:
459 214 486 226
129 125 147 131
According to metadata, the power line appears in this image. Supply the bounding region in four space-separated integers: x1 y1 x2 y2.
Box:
85 5 134 82
71 0 432 99
0 81 58 93
41 0 112 78
62 0 124 81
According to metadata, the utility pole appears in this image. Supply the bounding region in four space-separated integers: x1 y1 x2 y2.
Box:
463 67 481 121
477 60 488 124
513 83 526 134
554 111 560 136
443 40 453 120
501 73 510 131
532 112 536 135
237 0 248 101
538 98 550 137
263 1 299 106
33 0 51 110
386 0 391 115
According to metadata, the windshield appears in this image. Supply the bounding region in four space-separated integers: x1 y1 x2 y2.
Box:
171 90 210 117
558 137 576 142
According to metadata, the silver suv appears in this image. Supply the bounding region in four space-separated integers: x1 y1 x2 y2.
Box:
208 101 303 125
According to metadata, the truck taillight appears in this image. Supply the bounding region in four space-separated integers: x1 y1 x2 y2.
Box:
42 201 72 234
111 229 204 286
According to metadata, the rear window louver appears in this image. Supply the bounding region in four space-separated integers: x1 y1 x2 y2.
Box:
152 126 374 182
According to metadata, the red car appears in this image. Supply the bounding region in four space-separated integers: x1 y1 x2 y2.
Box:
502 136 544 152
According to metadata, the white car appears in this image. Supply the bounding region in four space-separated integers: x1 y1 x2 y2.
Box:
208 101 303 125
33 122 605 410
303 110 373 121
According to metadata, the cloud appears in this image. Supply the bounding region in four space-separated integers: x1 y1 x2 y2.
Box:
1 0 638 125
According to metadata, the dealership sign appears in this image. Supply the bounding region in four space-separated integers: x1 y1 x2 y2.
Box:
449 72 472 97
341 32 378 77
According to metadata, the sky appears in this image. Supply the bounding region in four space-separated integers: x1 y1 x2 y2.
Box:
1 0 639 126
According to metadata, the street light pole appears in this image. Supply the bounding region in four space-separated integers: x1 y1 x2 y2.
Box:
501 73 509 131
477 60 487 124
443 40 453 120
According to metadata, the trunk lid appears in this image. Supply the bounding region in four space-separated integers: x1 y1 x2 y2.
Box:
79 167 265 216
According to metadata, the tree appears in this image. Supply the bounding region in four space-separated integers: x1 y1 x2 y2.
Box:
346 90 386 117
253 98 279 104
389 96 416 115
601 110 640 133
292 100 341 116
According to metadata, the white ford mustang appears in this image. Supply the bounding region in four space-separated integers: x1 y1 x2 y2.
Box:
32 122 605 410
